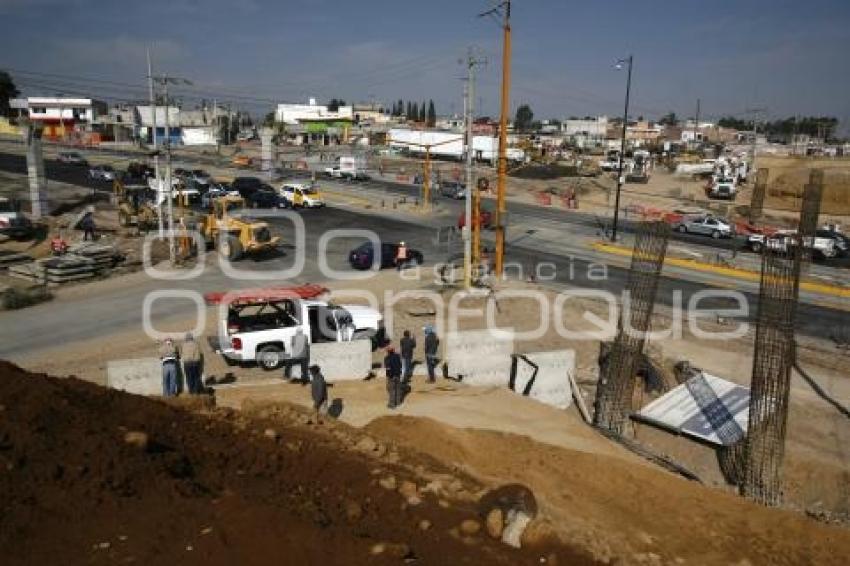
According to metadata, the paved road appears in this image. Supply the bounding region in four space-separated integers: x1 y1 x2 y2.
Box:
0 149 847 359
0 201 846 360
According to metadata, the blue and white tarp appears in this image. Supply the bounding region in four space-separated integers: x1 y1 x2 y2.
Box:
634 372 750 446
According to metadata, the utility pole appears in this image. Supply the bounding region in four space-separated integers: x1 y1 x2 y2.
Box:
147 47 162 236
163 77 175 264
463 46 484 288
611 55 633 243
480 0 511 277
153 73 193 264
747 107 766 174
693 98 700 146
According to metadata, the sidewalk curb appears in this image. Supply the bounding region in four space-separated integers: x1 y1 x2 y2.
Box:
592 241 850 299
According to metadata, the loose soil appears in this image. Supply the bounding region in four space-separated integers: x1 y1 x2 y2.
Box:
0 360 593 566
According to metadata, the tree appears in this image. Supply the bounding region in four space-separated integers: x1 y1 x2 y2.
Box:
406 101 413 120
263 111 276 126
658 112 679 126
427 100 436 127
419 101 426 123
411 102 419 122
396 99 404 117
327 98 346 112
0 71 19 117
514 104 534 132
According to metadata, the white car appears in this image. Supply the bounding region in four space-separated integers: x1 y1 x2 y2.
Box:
88 165 116 181
279 183 325 208
675 215 735 239
211 291 384 370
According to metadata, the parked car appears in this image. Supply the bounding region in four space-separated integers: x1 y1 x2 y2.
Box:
816 229 849 257
57 151 88 166
127 161 155 179
246 188 288 209
201 183 240 208
674 215 734 239
279 183 325 208
189 169 213 185
440 181 467 200
348 241 424 270
231 177 264 198
0 197 33 239
88 164 115 182
458 208 493 229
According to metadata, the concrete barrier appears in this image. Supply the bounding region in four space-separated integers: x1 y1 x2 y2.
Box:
107 357 162 396
311 340 372 382
511 350 575 410
445 329 514 385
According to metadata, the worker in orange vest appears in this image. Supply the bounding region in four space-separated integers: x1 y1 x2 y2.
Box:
395 241 408 270
50 233 69 256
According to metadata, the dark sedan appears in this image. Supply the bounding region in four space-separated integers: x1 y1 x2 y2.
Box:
245 188 289 209
348 241 424 270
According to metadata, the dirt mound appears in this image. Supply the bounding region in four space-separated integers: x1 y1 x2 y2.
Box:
0 361 594 565
365 415 850 565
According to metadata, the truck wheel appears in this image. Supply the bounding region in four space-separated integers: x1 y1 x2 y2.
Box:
677 225 687 233
220 235 243 261
257 345 285 370
751 242 763 253
711 230 721 239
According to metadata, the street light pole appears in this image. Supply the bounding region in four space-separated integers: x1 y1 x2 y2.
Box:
611 55 632 243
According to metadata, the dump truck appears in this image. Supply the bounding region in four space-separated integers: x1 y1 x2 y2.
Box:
199 195 280 260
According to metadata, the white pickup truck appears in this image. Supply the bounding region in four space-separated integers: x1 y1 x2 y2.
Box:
324 156 369 180
206 285 384 370
747 231 838 259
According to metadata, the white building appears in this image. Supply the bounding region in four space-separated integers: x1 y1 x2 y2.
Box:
562 116 608 138
26 97 107 124
275 98 353 125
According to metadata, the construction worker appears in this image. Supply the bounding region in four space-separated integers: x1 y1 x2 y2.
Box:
80 211 96 241
181 332 203 394
309 364 329 424
50 233 69 256
384 345 403 409
424 324 440 383
400 329 416 381
285 327 310 383
159 337 180 397
395 241 408 270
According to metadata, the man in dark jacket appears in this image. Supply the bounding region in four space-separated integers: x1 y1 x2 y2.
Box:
384 346 403 409
309 364 329 424
423 325 440 383
399 330 416 381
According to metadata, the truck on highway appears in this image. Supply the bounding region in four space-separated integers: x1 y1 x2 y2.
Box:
747 231 838 259
205 285 384 370
325 156 369 180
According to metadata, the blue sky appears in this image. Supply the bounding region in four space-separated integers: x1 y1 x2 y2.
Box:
2 0 849 128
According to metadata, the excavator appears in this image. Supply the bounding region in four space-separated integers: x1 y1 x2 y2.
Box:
199 195 280 260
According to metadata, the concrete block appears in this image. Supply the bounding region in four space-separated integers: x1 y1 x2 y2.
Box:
513 350 575 409
445 329 514 386
311 340 372 382
107 357 162 396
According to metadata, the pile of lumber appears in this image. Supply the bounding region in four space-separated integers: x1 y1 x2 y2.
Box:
7 243 122 286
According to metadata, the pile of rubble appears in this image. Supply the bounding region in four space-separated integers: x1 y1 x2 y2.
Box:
6 243 123 286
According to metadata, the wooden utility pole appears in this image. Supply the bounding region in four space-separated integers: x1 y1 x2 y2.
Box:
464 47 484 288
147 47 163 236
494 0 511 276
386 135 463 212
